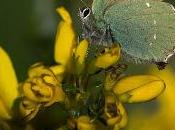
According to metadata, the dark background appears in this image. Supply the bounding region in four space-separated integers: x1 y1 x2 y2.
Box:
0 0 90 81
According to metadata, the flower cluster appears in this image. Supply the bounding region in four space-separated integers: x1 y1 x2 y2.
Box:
19 63 65 121
0 6 166 130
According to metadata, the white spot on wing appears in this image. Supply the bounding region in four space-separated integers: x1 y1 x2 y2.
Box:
164 53 174 62
154 34 157 40
164 48 175 62
149 43 153 46
170 5 175 14
154 20 157 25
146 2 150 8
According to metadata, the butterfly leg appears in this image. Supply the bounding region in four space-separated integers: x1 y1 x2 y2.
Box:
155 62 168 70
94 25 116 55
105 64 128 79
106 25 115 44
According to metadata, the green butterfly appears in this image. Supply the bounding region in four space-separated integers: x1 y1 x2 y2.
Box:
80 0 175 69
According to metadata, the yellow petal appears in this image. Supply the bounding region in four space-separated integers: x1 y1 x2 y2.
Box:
0 47 18 115
113 108 127 130
50 65 65 75
19 98 40 121
113 75 165 103
56 7 72 24
88 44 120 74
124 67 175 130
94 45 120 68
77 116 96 130
28 63 64 82
74 39 89 75
55 7 76 71
24 66 65 105
103 93 127 128
149 66 175 125
28 62 45 78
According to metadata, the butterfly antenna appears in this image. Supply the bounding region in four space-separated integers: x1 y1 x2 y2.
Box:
79 0 89 17
80 0 90 8
80 0 86 6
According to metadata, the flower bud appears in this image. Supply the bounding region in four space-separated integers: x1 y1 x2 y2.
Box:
77 116 96 130
113 75 166 103
87 44 120 74
101 93 127 129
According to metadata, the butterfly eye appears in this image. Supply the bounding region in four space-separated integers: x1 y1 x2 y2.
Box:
80 7 91 19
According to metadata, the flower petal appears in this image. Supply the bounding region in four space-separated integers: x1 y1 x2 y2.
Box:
102 92 127 128
50 65 65 75
24 66 65 105
87 44 120 74
56 7 72 24
77 116 96 130
0 47 18 114
74 39 89 75
113 75 165 103
54 7 76 71
149 66 175 118
124 67 175 130
19 98 40 121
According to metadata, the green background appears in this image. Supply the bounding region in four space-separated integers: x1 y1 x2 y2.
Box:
0 0 90 81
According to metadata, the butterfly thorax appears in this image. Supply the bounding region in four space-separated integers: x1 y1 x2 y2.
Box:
80 7 110 46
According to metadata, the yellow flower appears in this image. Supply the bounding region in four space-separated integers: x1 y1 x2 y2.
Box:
113 75 165 103
77 116 96 130
53 6 166 130
87 44 121 74
102 68 165 130
0 4 168 130
0 47 18 120
102 92 127 129
20 63 65 121
25 63 65 105
74 39 89 75
14 8 77 121
0 47 66 122
54 7 121 76
125 66 175 130
67 116 96 130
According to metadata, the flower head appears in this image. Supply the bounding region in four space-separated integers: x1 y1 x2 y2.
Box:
20 63 65 121
52 7 166 130
0 6 167 130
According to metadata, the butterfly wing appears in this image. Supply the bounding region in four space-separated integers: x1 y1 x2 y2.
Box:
102 0 175 63
92 0 127 20
92 0 163 20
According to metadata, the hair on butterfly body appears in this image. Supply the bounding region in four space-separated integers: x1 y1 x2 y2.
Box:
79 7 105 45
79 6 115 47
79 0 175 69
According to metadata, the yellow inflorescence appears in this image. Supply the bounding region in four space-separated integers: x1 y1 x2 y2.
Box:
20 64 65 121
0 6 167 130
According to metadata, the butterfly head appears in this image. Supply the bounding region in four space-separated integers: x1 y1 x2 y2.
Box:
79 7 91 21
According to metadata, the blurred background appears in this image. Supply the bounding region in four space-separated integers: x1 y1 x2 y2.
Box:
0 0 93 81
0 0 175 129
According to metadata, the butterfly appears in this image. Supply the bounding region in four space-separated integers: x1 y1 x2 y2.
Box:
79 0 175 69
